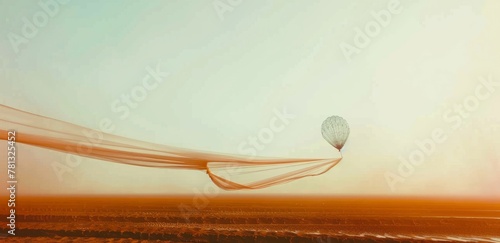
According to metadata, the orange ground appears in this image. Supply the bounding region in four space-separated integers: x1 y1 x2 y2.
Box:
1 196 499 242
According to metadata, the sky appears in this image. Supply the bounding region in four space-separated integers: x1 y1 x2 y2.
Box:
0 0 499 198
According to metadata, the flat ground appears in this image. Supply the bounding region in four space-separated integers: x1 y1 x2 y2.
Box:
1 196 499 242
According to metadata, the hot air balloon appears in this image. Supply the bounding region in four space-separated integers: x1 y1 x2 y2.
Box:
321 115 350 151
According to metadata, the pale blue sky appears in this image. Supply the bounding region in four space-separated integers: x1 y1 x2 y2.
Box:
1 0 499 197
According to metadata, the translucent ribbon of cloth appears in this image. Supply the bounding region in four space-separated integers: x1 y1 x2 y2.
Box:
0 105 341 190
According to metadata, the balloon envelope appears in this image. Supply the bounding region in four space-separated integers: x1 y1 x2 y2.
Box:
321 116 350 151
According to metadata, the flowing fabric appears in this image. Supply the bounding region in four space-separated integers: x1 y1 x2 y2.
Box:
0 104 342 190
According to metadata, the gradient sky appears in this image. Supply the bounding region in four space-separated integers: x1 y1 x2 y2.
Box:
1 0 499 197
